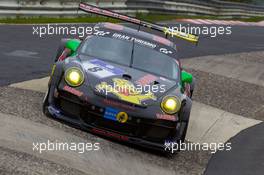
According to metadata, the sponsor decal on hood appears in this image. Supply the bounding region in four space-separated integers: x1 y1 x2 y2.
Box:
96 78 157 105
82 59 125 78
78 56 180 105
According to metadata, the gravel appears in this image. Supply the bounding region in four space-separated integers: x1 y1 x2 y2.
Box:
0 146 86 175
188 69 264 121
0 86 211 175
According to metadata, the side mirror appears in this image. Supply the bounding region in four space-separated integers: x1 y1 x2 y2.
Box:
65 39 81 55
181 71 193 84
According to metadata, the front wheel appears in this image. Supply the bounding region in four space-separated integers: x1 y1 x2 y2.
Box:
165 99 191 156
42 87 51 117
178 122 189 143
178 98 192 142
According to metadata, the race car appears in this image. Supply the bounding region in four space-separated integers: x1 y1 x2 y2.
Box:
43 3 197 151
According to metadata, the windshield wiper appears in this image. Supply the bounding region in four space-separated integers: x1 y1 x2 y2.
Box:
129 39 135 68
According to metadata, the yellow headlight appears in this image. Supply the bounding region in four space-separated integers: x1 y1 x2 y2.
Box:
65 67 84 87
161 96 181 114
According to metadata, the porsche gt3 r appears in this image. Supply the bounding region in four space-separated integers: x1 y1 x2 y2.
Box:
43 3 197 151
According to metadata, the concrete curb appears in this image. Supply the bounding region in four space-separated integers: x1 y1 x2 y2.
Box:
181 51 264 87
0 112 174 175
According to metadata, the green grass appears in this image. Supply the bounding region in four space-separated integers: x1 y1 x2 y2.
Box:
237 16 264 22
0 14 263 24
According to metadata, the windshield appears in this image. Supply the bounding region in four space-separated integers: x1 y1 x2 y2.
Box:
132 44 178 79
80 36 179 80
80 36 132 66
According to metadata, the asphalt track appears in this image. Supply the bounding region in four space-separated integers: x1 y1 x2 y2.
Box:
0 24 264 86
205 123 264 175
181 52 264 175
0 23 264 175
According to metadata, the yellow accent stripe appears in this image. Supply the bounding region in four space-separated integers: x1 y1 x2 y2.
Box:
163 27 199 44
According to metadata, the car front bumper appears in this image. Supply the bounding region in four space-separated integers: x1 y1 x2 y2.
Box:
47 105 173 151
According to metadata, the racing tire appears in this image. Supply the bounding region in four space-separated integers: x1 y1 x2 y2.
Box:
42 87 52 118
165 98 192 156
178 98 192 143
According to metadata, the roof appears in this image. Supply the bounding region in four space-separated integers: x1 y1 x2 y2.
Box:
95 22 176 48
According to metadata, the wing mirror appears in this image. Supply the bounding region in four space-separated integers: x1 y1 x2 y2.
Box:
181 71 193 84
65 39 81 55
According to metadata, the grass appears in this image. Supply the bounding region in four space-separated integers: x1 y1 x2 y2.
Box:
0 14 263 24
237 16 264 22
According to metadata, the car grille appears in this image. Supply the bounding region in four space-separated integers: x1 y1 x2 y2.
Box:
56 90 177 143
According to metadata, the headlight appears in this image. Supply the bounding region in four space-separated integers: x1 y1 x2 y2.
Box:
65 67 84 87
161 96 181 114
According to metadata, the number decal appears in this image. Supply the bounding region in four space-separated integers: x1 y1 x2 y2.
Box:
83 59 125 79
88 66 103 72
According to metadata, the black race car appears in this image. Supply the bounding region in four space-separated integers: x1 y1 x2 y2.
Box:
43 3 198 151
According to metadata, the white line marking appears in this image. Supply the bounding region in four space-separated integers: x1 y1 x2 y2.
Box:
10 77 49 93
178 19 264 26
187 102 261 144
181 52 264 87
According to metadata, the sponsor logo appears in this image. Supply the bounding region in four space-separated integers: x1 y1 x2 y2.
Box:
104 107 128 123
93 30 110 36
96 78 157 105
104 107 119 121
112 33 157 49
63 86 83 97
135 74 158 86
103 99 134 110
156 113 177 121
91 128 129 141
116 112 128 123
83 59 124 78
159 48 173 55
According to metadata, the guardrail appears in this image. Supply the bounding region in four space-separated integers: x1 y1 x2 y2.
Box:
0 0 263 19
126 0 264 18
0 0 128 18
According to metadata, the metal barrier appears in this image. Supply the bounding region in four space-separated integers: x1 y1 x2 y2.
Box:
126 0 264 18
0 0 263 18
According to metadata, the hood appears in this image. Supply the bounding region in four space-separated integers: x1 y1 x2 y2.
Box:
78 55 179 106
